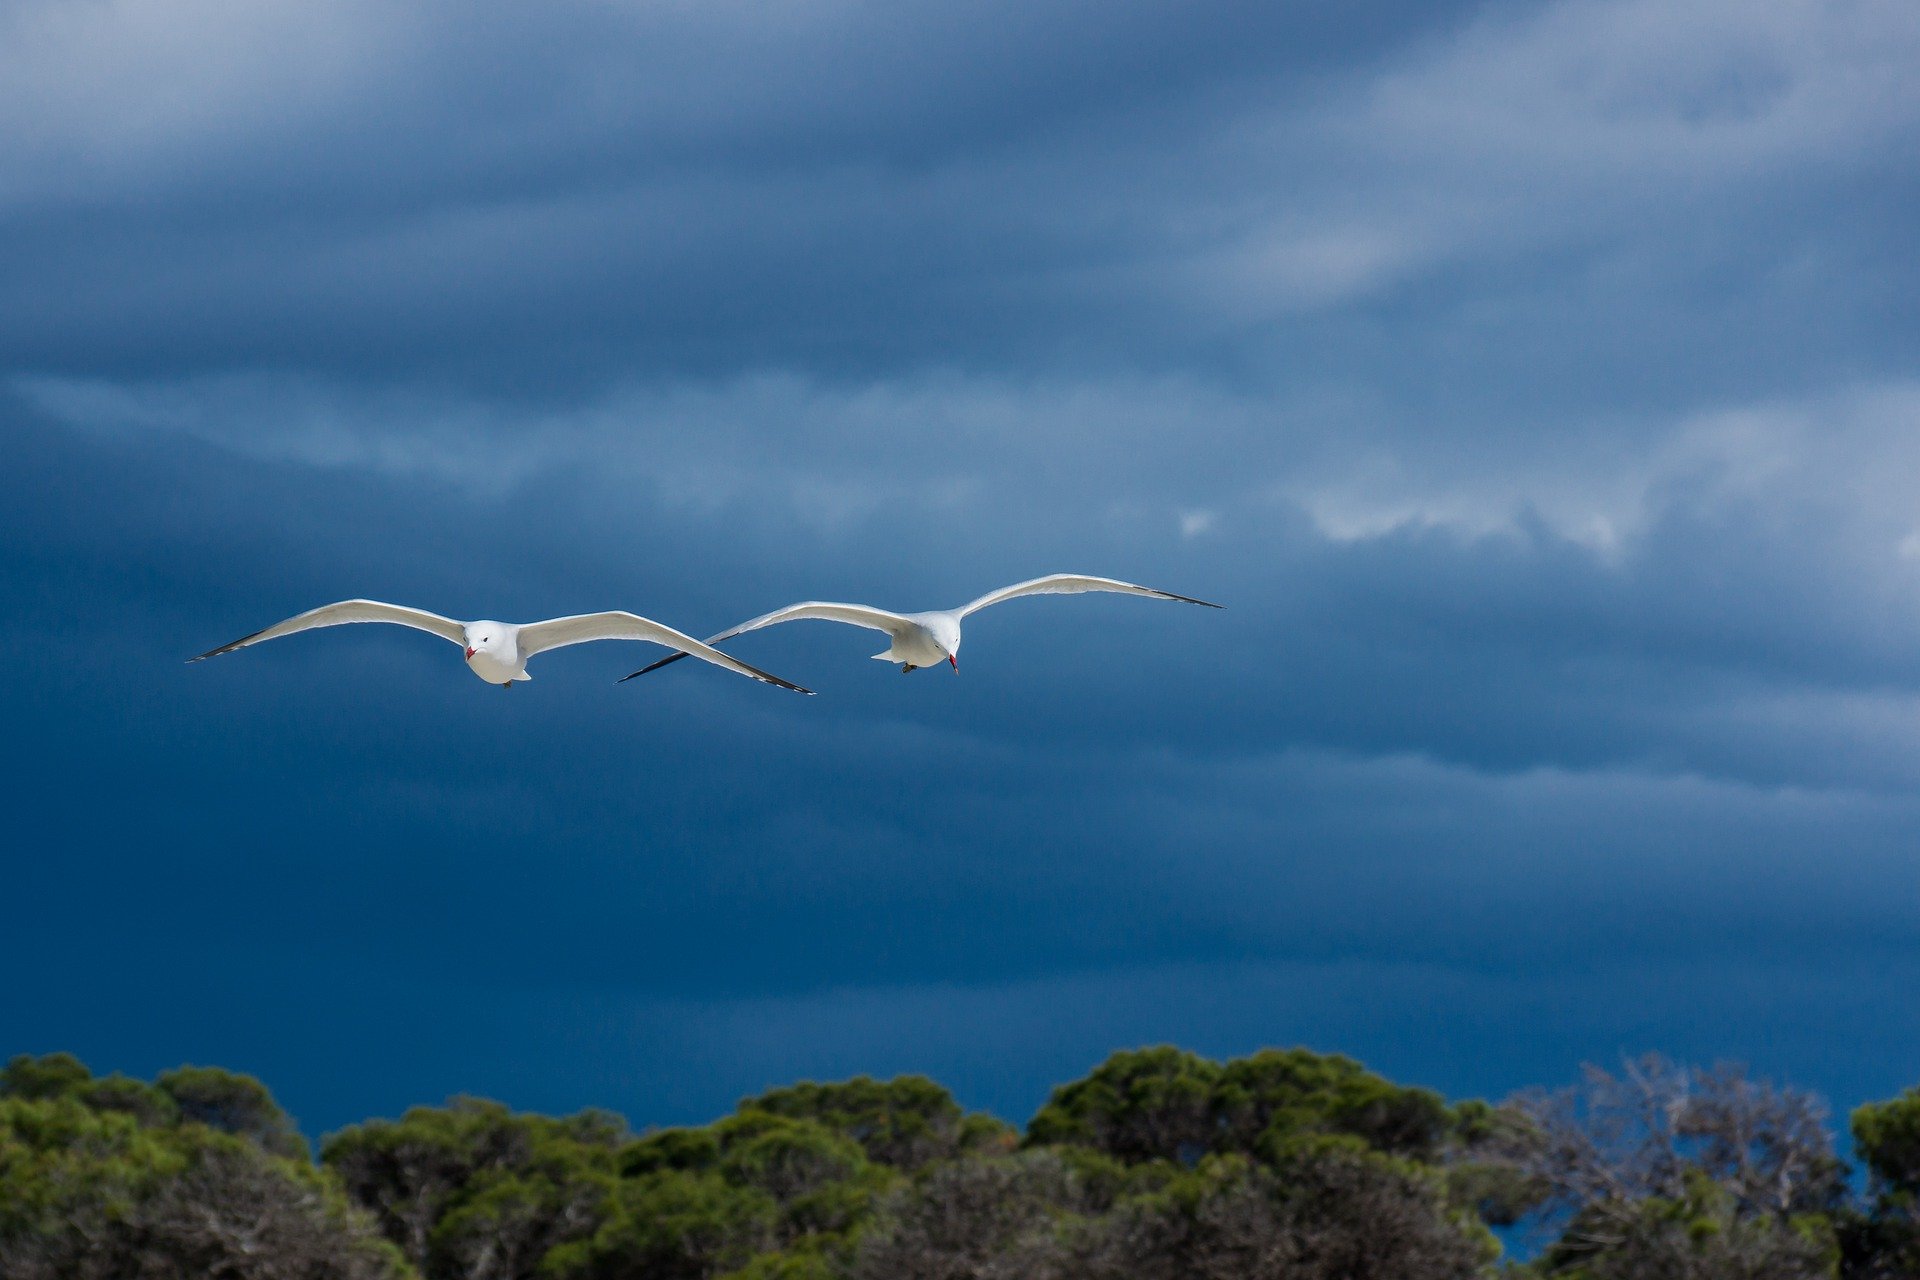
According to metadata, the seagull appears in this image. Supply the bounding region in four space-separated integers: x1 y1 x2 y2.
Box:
190 599 812 692
620 574 1221 681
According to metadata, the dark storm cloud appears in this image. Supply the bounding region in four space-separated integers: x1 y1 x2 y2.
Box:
7 384 1918 1007
6 0 1920 1143
0 0 1485 381
4 0 1915 388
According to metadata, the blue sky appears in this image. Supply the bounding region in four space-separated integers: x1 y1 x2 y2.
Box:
5 0 1920 1143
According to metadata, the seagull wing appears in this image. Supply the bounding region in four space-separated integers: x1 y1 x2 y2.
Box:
957 574 1222 617
518 612 813 694
189 599 467 662
619 601 911 681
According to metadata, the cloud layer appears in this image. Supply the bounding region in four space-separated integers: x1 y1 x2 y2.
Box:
5 0 1919 1137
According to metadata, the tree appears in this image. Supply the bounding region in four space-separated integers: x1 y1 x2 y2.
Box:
0 1051 91 1099
426 1164 615 1280
0 1094 407 1280
850 1150 1086 1280
1497 1054 1844 1277
1026 1045 1458 1167
712 1111 889 1239
1026 1047 1222 1164
1 1051 181 1126
1853 1088 1920 1198
1078 1146 1494 1280
81 1072 182 1127
742 1075 1013 1170
1540 1172 1835 1280
540 1168 779 1280
1840 1087 1920 1280
27 1047 1920 1279
322 1097 624 1278
158 1064 310 1160
1216 1047 1454 1161
612 1109 897 1271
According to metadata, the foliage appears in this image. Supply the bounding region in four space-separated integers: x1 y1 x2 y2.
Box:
1 1051 93 1100
1536 1171 1837 1280
321 1097 625 1278
0 1089 406 1280
740 1074 1013 1170
159 1063 313 1159
1024 1044 1458 1166
1079 1146 1496 1280
1852 1087 1920 1197
1025 1045 1219 1162
847 1142 1493 1280
1838 1088 1920 1279
540 1168 779 1280
848 1148 1092 1280
9 1048 1920 1278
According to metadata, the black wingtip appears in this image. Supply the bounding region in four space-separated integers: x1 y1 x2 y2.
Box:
1166 592 1224 609
748 667 814 696
617 648 809 695
619 651 692 683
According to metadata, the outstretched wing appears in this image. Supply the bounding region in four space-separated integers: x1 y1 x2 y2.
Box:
190 599 466 662
619 601 910 682
518 612 813 694
957 574 1222 617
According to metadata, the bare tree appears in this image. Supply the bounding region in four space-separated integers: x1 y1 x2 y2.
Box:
1498 1054 1842 1269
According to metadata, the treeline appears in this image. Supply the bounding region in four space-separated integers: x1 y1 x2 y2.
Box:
3 1047 1918 1278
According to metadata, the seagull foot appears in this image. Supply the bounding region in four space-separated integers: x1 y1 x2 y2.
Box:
902 664 916 673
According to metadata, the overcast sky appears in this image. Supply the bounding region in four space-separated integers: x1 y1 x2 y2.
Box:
6 0 1920 1141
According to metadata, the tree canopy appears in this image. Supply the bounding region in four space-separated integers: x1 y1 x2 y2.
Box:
2 1046 1916 1279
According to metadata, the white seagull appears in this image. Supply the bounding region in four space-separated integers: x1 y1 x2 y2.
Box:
621 574 1221 681
190 599 813 692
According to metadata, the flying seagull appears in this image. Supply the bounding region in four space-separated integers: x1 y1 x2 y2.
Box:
191 599 812 692
621 574 1220 680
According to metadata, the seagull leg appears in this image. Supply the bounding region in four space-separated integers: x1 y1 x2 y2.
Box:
902 664 916 673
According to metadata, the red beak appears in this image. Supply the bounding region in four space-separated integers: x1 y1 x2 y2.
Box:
465 647 476 660
948 654 958 671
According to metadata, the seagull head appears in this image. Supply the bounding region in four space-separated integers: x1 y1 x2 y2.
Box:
463 623 507 664
925 614 963 671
